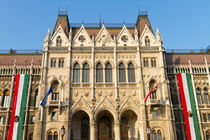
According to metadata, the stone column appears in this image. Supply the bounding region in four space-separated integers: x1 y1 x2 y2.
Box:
114 120 120 140
90 120 96 140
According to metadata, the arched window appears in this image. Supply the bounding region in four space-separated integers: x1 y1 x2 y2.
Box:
152 130 157 140
105 63 112 82
204 88 209 104
51 81 59 101
145 36 150 46
206 130 210 140
73 63 80 83
96 63 103 83
151 59 157 67
54 131 58 140
56 36 62 46
196 88 202 105
29 133 33 140
143 59 149 67
157 130 162 140
128 63 135 82
149 80 157 99
119 63 126 82
82 63 89 83
34 88 38 106
48 131 53 140
51 59 56 68
2 90 10 107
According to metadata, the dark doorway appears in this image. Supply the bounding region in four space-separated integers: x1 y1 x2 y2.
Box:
98 116 112 140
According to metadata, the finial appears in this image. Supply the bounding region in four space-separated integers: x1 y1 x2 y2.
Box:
102 20 104 27
123 20 125 27
99 13 102 27
81 20 84 27
156 27 159 33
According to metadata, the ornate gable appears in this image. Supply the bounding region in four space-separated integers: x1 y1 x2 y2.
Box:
140 24 157 47
95 25 114 46
72 25 93 46
50 24 70 47
94 96 116 113
117 26 136 46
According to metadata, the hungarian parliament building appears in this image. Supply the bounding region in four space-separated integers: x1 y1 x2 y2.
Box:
0 13 209 140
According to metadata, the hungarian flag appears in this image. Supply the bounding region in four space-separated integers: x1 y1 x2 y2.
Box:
8 74 29 140
177 73 201 140
144 85 158 102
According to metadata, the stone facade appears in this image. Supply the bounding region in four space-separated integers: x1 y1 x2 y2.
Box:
0 14 209 140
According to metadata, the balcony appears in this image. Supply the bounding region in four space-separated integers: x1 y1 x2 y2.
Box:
148 99 165 106
48 100 60 107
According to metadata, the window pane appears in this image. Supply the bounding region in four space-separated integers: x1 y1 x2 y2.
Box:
128 63 135 82
119 63 126 82
48 132 52 140
157 130 162 140
152 110 157 120
196 88 202 105
203 114 207 122
54 132 58 140
152 131 157 140
105 63 112 82
73 63 80 83
83 63 89 82
96 63 103 82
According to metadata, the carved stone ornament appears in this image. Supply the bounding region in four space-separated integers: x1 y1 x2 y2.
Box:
84 91 89 97
74 91 78 97
132 90 136 96
98 91 102 97
121 91 126 96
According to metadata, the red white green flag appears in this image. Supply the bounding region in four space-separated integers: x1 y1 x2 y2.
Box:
144 85 158 102
177 73 201 140
8 74 29 140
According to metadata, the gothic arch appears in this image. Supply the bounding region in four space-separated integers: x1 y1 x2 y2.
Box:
81 60 92 68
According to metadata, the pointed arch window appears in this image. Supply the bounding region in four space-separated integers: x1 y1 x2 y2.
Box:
149 80 157 99
128 63 135 82
58 59 64 68
48 131 53 140
82 63 90 83
105 63 112 82
157 130 162 140
204 88 209 104
96 63 103 83
145 36 150 46
51 80 59 101
196 88 202 105
73 63 80 83
151 59 157 67
152 130 157 140
143 59 149 67
119 63 126 82
29 133 33 140
54 131 58 140
56 36 62 46
2 90 10 107
206 130 210 140
51 59 56 68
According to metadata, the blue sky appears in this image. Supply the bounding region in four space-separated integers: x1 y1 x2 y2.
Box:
0 0 209 50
